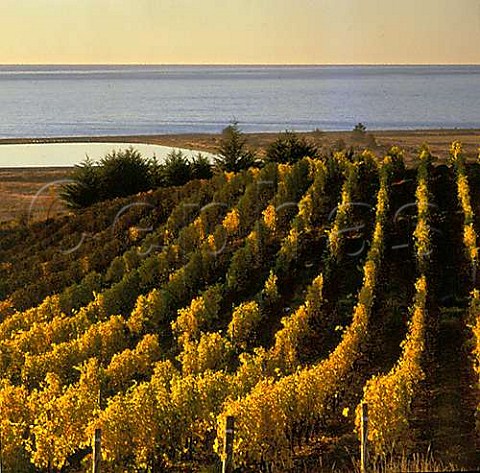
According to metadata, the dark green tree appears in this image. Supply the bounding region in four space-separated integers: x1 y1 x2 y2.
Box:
98 147 152 199
60 157 100 209
61 148 153 209
352 122 367 142
215 122 255 172
191 153 213 180
61 146 214 210
160 150 192 187
148 155 165 187
266 131 317 164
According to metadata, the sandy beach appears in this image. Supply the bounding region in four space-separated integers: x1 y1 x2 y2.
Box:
1 128 479 223
1 127 480 161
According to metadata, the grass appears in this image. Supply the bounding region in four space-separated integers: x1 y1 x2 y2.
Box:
0 167 71 223
296 451 464 472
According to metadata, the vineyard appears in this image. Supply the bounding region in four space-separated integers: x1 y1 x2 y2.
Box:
0 143 480 472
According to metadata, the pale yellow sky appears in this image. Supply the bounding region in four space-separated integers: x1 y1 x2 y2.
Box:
1 0 479 64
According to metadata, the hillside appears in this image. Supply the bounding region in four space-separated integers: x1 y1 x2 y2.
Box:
0 145 479 472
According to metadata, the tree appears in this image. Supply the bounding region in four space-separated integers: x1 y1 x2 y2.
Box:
191 153 213 180
98 147 152 199
60 148 153 209
60 157 100 209
266 131 317 164
353 122 367 135
351 123 378 147
215 122 256 172
160 150 192 187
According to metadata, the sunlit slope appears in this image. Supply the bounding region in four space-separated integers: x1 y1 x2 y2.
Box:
0 147 479 472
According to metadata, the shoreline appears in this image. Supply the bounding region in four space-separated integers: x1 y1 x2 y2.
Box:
0 128 480 157
1 128 480 145
1 128 479 223
1 128 479 166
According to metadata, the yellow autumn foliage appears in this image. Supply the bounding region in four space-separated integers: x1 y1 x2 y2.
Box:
262 204 277 232
216 158 392 465
355 152 432 456
222 208 240 234
227 301 262 348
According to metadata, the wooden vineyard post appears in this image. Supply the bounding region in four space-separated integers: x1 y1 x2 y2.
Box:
92 428 102 473
222 416 235 473
0 429 3 473
360 403 369 473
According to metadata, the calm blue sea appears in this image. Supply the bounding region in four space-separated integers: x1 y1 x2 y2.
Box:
0 65 479 138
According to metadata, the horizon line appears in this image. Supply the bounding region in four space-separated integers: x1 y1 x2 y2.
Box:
1 62 480 67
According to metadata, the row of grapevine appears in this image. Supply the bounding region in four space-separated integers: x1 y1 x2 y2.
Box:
0 164 288 470
355 148 433 456
451 141 480 437
172 159 318 375
468 290 480 434
0 179 202 310
327 159 359 262
450 141 478 272
213 155 392 469
174 154 354 385
0 170 252 354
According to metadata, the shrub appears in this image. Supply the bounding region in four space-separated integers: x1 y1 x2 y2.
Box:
61 148 213 209
352 122 367 137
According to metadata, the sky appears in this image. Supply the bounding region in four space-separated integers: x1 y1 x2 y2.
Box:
1 0 480 64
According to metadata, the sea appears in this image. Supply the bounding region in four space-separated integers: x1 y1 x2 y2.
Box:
0 65 479 166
